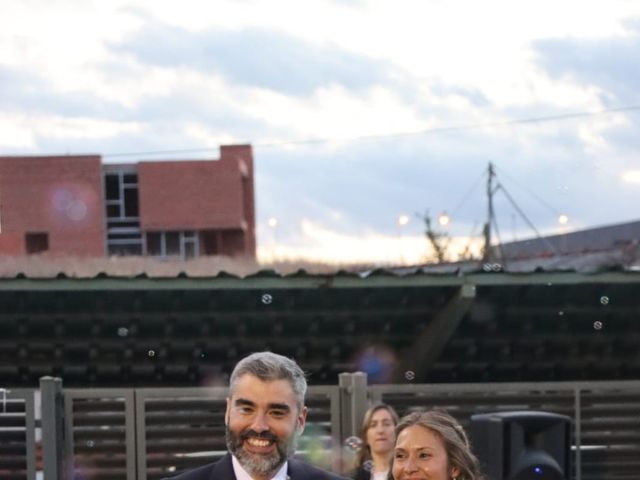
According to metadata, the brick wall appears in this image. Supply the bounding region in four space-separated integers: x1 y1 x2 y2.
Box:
0 145 256 258
0 156 105 256
221 145 255 255
138 145 255 257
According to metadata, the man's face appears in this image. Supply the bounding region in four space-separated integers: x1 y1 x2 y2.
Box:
225 374 307 479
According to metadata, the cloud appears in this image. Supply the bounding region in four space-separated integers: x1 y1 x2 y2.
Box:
254 102 640 255
0 64 133 118
427 82 490 108
530 23 640 180
622 171 640 184
258 218 428 265
110 24 393 96
328 0 367 7
3 0 640 266
256 217 485 265
533 22 640 105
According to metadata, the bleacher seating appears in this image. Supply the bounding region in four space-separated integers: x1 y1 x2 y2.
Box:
0 275 638 387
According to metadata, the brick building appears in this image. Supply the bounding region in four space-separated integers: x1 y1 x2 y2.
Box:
0 145 255 258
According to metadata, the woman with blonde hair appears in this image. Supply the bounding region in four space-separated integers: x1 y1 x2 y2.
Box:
352 403 399 480
392 410 484 480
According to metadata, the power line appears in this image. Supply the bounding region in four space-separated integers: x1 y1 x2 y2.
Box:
497 183 560 256
494 164 563 216
449 169 487 218
102 104 640 158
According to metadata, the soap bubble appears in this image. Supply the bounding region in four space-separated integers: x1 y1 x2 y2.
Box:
344 436 363 451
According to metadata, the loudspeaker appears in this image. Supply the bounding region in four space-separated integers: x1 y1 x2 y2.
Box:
470 411 572 480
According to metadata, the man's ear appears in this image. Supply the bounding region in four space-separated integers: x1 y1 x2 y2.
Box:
225 397 231 426
297 406 308 435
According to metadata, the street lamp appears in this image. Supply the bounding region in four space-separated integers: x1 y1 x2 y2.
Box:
438 211 450 227
397 214 410 264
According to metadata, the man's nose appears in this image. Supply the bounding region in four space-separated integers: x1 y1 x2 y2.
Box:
250 412 269 432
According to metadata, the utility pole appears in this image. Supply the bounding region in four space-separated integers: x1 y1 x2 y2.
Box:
482 163 496 262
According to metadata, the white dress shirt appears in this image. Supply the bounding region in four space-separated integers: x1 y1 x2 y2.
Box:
231 454 289 480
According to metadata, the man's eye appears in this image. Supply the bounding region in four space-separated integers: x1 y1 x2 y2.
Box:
394 452 405 460
237 406 253 414
270 410 287 417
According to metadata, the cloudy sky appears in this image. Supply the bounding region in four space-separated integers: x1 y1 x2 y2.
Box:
2 0 640 264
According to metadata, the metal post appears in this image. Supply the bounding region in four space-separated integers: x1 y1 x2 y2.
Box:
135 389 147 480
574 387 582 480
40 377 65 480
23 390 37 480
338 372 368 441
482 162 495 262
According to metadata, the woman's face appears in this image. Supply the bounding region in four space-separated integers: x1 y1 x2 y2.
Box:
392 425 459 480
366 408 396 456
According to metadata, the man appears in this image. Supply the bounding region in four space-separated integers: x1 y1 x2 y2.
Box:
167 351 347 480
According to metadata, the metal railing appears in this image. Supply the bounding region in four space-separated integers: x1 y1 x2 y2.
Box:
0 387 37 480
370 380 640 480
2 377 639 479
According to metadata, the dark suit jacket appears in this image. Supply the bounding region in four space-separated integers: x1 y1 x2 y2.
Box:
351 465 370 480
165 453 348 480
350 465 392 480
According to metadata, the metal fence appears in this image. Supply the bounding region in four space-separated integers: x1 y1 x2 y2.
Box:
0 387 37 480
56 381 341 480
134 386 340 479
1 377 639 479
370 380 640 480
64 387 136 480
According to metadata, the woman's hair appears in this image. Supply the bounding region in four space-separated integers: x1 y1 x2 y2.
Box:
356 403 400 468
394 410 484 480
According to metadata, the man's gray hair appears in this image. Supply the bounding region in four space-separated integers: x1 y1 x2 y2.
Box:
229 351 307 409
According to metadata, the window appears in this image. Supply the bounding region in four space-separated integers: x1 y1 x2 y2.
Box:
146 232 162 256
105 174 119 201
165 232 180 256
104 172 139 220
108 243 142 256
104 169 142 256
123 188 139 217
145 231 199 259
25 232 49 254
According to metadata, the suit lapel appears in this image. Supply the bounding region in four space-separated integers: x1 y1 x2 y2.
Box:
211 453 237 480
286 458 302 479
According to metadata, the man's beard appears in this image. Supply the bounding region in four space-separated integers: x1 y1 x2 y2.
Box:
225 424 298 478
